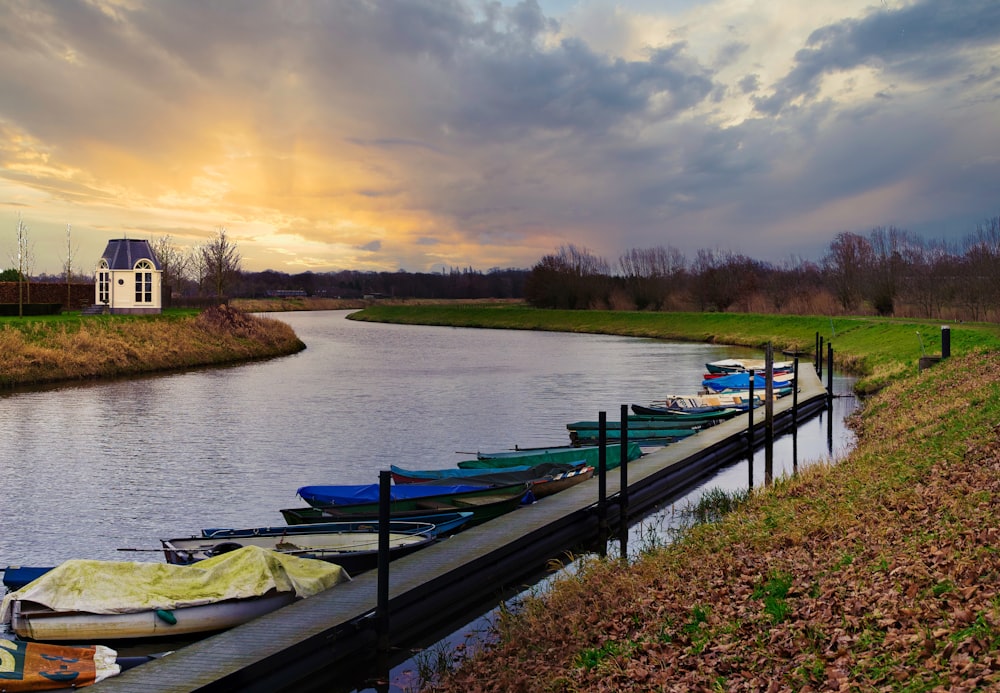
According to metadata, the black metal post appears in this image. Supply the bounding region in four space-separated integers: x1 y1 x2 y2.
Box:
597 411 608 557
827 342 834 404
376 470 391 653
815 332 820 373
618 404 629 562
942 325 951 359
764 345 773 487
747 368 755 452
818 336 824 379
792 357 799 427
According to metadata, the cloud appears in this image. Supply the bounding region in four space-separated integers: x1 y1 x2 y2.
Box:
0 0 998 275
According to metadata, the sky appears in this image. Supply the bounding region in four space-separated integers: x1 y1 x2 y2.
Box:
1 0 999 276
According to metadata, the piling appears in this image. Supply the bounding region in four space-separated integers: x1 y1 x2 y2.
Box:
376 470 390 653
942 325 951 359
618 404 629 560
597 411 608 555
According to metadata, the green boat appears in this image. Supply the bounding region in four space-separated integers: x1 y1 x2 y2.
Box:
569 428 699 446
460 442 642 471
280 483 530 527
565 419 708 432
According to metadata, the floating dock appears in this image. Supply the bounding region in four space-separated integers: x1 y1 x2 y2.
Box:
95 367 829 691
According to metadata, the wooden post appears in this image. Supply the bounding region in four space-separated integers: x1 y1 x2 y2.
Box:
376 470 391 653
942 325 951 359
597 411 608 557
618 404 629 562
818 336 824 379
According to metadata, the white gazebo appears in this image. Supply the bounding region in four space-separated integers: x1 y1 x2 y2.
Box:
95 239 163 314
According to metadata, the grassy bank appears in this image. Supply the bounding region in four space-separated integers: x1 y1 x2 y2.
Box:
427 349 1000 691
350 304 1000 394
0 305 305 389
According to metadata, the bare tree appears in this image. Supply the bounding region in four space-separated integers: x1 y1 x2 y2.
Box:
200 226 241 299
619 245 686 310
12 212 29 316
823 232 871 312
152 235 193 297
63 223 78 309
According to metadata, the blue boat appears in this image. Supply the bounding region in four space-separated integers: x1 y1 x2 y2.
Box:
296 483 490 507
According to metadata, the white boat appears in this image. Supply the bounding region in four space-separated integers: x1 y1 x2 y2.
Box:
1 546 348 642
705 358 794 374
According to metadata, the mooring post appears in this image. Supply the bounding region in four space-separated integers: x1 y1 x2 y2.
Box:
597 411 608 557
827 342 834 404
792 357 799 427
764 345 774 486
619 403 629 562
747 369 755 458
815 332 820 374
376 469 391 653
942 325 951 359
818 336 824 379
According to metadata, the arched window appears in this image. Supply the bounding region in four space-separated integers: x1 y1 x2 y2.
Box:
98 260 110 304
135 260 153 303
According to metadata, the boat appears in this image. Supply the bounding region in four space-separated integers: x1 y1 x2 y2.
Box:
461 441 643 470
701 372 794 395
390 462 594 498
565 419 708 432
161 521 438 574
629 403 745 420
280 483 531 527
655 394 761 411
0 638 122 690
705 358 794 374
294 483 495 507
200 514 474 540
2 566 51 591
389 461 583 484
569 428 698 446
0 546 349 642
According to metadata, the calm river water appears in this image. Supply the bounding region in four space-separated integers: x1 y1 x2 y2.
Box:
0 309 858 687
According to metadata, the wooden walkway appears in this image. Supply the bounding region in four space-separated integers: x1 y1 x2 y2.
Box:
95 367 829 692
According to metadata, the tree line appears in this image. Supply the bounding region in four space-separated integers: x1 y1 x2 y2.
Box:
524 217 1000 321
8 214 1000 319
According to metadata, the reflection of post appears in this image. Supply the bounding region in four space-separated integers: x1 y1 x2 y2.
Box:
597 411 608 557
764 344 773 487
377 470 391 654
619 404 629 563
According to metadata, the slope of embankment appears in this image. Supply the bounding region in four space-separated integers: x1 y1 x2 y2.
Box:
0 305 304 389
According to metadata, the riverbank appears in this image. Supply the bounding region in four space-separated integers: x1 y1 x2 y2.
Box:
0 305 305 389
426 348 1000 691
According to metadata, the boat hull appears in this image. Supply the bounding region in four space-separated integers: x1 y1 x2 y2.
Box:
10 591 296 642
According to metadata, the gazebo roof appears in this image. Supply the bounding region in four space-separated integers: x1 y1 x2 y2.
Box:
101 239 162 271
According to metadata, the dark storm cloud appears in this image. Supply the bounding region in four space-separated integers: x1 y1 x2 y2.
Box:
755 0 1000 115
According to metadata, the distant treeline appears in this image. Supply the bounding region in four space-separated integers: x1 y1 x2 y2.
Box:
229 266 529 301
525 218 1000 322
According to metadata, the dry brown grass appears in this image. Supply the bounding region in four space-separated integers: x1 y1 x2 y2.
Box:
0 305 304 388
427 351 1000 692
